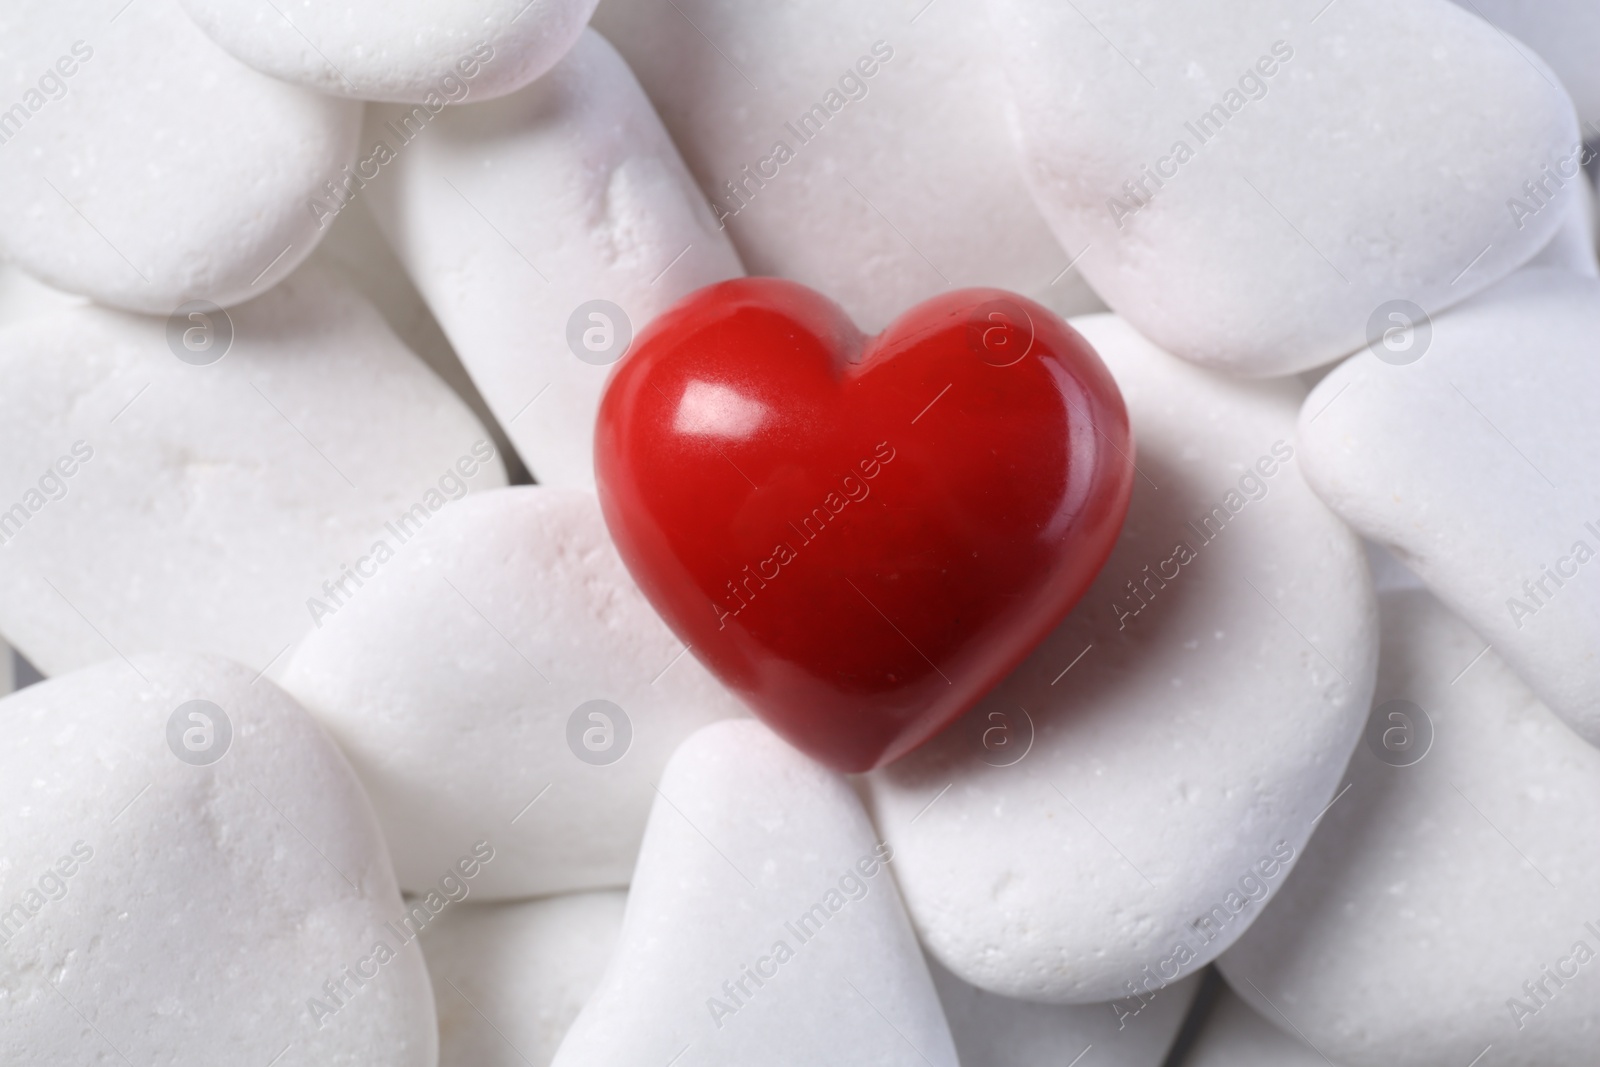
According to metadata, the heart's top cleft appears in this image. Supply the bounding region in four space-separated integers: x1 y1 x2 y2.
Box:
595 277 1134 773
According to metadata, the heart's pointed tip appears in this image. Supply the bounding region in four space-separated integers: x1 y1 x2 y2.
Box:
595 276 1134 778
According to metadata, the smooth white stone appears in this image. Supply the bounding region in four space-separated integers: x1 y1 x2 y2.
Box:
592 0 1105 333
178 0 598 104
866 313 1377 1003
421 891 626 1067
552 719 958 1067
1219 589 1600 1065
365 29 742 489
1185 986 1333 1067
309 196 522 478
0 259 503 680
280 486 746 900
1448 0 1600 130
989 0 1579 375
0 0 360 313
931 957 1199 1066
0 654 435 1064
1298 266 1600 745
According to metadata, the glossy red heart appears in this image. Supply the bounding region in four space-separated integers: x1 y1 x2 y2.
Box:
595 279 1133 772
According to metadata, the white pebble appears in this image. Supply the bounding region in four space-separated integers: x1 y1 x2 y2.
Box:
989 0 1579 374
421 892 625 1067
1298 266 1600 745
365 29 742 489
309 197 518 472
592 0 1105 332
1220 590 1600 1065
177 0 598 104
281 487 747 900
552 720 958 1066
0 260 504 679
867 314 1377 1002
0 0 361 313
0 654 436 1063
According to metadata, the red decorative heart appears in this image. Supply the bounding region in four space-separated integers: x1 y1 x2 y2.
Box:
595 279 1134 772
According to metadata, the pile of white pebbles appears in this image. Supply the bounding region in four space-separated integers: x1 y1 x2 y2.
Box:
1 1 1597 1065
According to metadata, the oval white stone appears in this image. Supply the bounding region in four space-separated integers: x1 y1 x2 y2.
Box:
866 314 1377 1002
1298 267 1600 745
592 0 1105 333
552 719 958 1066
280 486 747 900
989 0 1579 374
0 654 436 1064
0 0 361 312
309 198 524 477
364 29 743 489
178 0 599 104
1220 589 1600 1065
0 260 504 680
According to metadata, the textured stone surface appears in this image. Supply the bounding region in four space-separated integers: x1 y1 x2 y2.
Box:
1221 590 1600 1065
0 654 436 1066
309 197 521 478
366 29 742 488
552 720 958 1067
179 0 599 104
1299 266 1600 745
0 260 503 679
991 0 1578 374
868 313 1377 1003
281 487 746 899
592 0 1105 333
0 0 360 312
